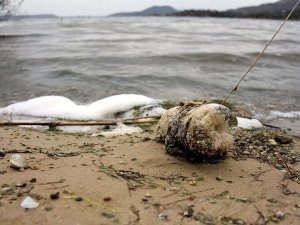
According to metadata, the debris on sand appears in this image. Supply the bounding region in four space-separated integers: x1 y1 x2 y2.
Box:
156 102 236 161
236 117 263 129
0 151 5 158
92 122 142 137
21 196 39 209
233 129 300 182
9 154 28 169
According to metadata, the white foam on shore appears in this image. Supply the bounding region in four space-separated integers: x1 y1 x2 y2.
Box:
91 123 142 137
0 94 158 121
255 110 300 121
237 117 263 129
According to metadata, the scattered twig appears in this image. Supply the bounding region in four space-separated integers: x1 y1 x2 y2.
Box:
251 169 272 182
280 155 294 177
226 209 242 218
36 179 66 186
162 187 182 198
130 205 140 224
261 123 281 129
254 205 266 225
65 194 116 213
162 188 214 206
0 118 159 127
4 149 33 154
279 182 298 195
44 185 70 190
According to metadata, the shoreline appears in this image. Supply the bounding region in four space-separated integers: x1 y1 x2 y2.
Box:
0 125 299 225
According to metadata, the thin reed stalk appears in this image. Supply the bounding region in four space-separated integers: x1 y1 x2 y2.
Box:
223 0 300 104
0 118 160 127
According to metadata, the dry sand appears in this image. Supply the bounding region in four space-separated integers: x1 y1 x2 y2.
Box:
0 126 299 225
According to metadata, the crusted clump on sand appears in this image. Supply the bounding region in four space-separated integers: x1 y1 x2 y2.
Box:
156 101 237 162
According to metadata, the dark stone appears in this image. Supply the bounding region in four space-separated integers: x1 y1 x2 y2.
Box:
274 134 293 144
103 197 112 202
74 196 82 202
50 192 60 200
29 178 37 183
0 151 5 158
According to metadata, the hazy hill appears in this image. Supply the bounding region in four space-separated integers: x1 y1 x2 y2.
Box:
227 0 300 19
110 6 177 17
231 0 298 14
172 0 300 20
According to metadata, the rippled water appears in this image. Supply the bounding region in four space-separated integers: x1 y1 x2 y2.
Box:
0 17 299 116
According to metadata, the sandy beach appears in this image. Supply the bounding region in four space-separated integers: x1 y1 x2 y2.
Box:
0 125 299 225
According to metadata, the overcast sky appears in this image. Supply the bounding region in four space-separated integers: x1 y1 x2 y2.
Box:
21 0 279 16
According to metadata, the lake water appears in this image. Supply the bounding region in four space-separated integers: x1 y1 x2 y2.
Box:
0 17 299 132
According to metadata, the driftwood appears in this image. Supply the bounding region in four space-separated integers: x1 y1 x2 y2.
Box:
0 117 160 128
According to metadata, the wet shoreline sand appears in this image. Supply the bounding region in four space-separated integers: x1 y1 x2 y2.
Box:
0 126 299 225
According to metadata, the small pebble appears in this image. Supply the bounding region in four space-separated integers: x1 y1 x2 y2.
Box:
9 154 28 169
183 206 194 217
1 187 12 194
102 212 114 218
50 192 60 200
267 198 278 203
21 196 39 209
295 203 300 208
74 196 82 202
189 180 197 186
45 206 53 211
274 210 285 219
216 176 223 181
142 198 148 202
15 183 27 188
103 197 112 202
144 193 151 198
0 151 5 158
158 213 168 221
29 178 37 183
268 139 277 146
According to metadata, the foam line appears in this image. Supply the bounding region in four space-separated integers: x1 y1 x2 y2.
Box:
255 110 300 121
0 94 158 120
237 117 263 129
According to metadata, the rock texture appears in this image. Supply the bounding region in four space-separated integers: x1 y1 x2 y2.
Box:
156 102 236 161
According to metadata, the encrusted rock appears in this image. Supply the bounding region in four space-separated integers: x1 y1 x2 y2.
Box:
156 102 236 161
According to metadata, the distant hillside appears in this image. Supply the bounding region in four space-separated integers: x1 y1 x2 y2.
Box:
110 6 177 17
227 0 300 19
172 0 300 20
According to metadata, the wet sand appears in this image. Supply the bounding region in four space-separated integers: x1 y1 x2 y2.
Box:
0 126 300 225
